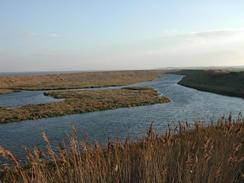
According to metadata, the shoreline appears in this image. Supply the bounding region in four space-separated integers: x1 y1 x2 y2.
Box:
0 89 14 95
0 88 170 124
174 70 244 99
178 80 244 99
1 120 243 182
0 70 164 94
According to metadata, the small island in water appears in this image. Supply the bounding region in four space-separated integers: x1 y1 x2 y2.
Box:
1 1 244 182
0 69 243 183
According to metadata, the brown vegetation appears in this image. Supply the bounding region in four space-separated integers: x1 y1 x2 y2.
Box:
175 70 244 98
0 88 170 123
0 119 243 183
0 70 164 93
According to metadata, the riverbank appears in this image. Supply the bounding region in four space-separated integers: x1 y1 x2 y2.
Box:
0 88 170 123
0 89 13 95
175 70 244 99
0 70 164 94
1 119 243 183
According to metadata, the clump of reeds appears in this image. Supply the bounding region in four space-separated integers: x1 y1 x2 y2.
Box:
0 118 243 183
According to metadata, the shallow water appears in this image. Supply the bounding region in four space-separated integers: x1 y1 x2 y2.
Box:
0 74 243 161
0 91 61 107
0 86 123 107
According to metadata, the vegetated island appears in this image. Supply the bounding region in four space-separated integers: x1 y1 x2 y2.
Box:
175 70 244 99
0 118 243 183
0 88 170 123
0 70 164 94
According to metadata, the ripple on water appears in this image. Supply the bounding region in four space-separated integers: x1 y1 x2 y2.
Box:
0 91 61 107
0 74 244 161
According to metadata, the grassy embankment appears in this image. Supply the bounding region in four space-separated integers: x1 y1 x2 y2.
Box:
0 70 163 94
0 88 170 123
0 118 243 183
176 70 244 98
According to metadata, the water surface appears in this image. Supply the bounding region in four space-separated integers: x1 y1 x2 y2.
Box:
0 86 123 107
0 91 61 107
0 74 243 161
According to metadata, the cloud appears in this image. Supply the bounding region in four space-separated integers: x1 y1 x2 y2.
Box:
29 32 62 38
89 28 244 68
50 33 62 38
1 29 243 72
30 32 41 37
190 29 244 38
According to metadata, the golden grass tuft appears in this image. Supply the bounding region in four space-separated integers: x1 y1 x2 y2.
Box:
0 118 243 183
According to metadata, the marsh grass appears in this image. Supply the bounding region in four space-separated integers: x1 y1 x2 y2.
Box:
0 118 243 183
176 70 244 98
0 88 170 123
0 70 163 92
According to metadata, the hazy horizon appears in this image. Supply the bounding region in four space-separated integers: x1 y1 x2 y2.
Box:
0 65 244 75
1 1 244 72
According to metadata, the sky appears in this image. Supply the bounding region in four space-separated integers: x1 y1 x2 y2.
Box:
0 0 244 72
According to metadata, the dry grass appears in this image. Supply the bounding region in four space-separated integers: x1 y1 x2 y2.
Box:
175 70 244 98
0 118 243 183
0 70 164 92
0 88 170 123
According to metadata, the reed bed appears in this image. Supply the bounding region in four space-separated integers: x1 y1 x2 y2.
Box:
0 70 163 92
176 70 244 99
0 118 243 183
0 88 170 123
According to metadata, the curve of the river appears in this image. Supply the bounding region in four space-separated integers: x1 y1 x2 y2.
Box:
0 86 124 107
0 91 61 107
0 74 244 161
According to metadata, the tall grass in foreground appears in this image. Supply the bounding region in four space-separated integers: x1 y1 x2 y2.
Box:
0 118 243 183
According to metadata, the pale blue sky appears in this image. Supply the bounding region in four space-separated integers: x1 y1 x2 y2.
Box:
0 0 244 72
